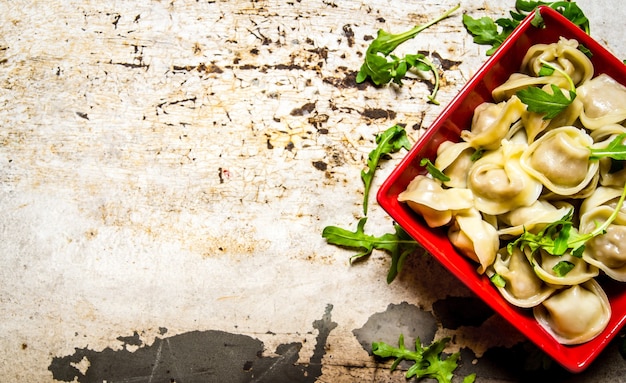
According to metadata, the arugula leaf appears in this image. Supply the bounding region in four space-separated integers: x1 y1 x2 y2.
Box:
578 44 592 58
490 273 507 288
516 84 575 119
508 181 626 258
321 218 419 283
530 8 545 28
470 148 485 161
322 125 415 283
362 125 411 215
322 218 385 261
589 133 626 161
420 158 450 182
547 1 590 33
537 64 555 77
372 335 474 383
387 223 420 283
463 1 590 55
514 1 589 32
356 4 459 102
462 14 509 55
507 209 574 256
406 54 443 105
516 59 577 119
552 260 575 277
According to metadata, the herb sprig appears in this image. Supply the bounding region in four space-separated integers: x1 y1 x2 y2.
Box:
589 133 626 161
362 125 411 215
372 334 476 383
322 218 419 283
322 125 417 283
463 0 590 55
356 4 460 103
508 181 626 258
420 158 450 182
515 60 576 119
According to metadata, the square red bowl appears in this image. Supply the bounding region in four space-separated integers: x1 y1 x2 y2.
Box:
376 6 626 373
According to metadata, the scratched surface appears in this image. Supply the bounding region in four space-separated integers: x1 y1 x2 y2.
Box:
1 1 626 382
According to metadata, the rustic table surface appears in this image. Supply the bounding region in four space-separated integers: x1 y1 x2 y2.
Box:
1 1 625 382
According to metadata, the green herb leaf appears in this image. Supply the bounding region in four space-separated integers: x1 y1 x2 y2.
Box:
537 63 555 77
321 125 415 283
490 273 507 288
386 223 420 283
550 1 590 34
509 182 626 258
516 59 577 119
515 0 544 13
372 335 462 383
516 84 575 120
462 14 508 55
464 1 590 55
322 218 419 283
420 158 450 182
579 43 592 58
470 148 485 161
405 54 443 104
589 133 626 161
356 4 459 103
322 218 387 261
530 8 545 28
362 125 411 215
507 209 574 256
552 260 575 277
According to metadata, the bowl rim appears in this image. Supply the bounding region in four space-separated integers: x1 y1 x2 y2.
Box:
377 5 626 373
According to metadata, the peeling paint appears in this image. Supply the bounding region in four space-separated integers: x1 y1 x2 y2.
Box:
49 305 337 383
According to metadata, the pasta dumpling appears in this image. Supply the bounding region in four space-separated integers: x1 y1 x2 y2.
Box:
520 126 598 195
490 247 556 307
580 186 626 221
580 200 626 281
533 280 611 345
497 200 572 237
448 208 499 274
434 141 475 188
398 175 474 228
521 37 593 87
468 139 542 215
524 246 599 286
578 74 626 130
461 96 526 150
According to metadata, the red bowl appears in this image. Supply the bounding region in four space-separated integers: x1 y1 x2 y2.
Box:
377 6 626 373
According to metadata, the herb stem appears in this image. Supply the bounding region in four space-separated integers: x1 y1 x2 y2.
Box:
569 181 626 250
379 4 460 54
421 55 441 105
539 58 575 92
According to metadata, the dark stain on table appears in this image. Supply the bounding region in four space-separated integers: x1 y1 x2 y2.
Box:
47 299 626 382
49 304 337 383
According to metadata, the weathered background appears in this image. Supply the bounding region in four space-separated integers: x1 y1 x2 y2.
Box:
1 0 625 382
